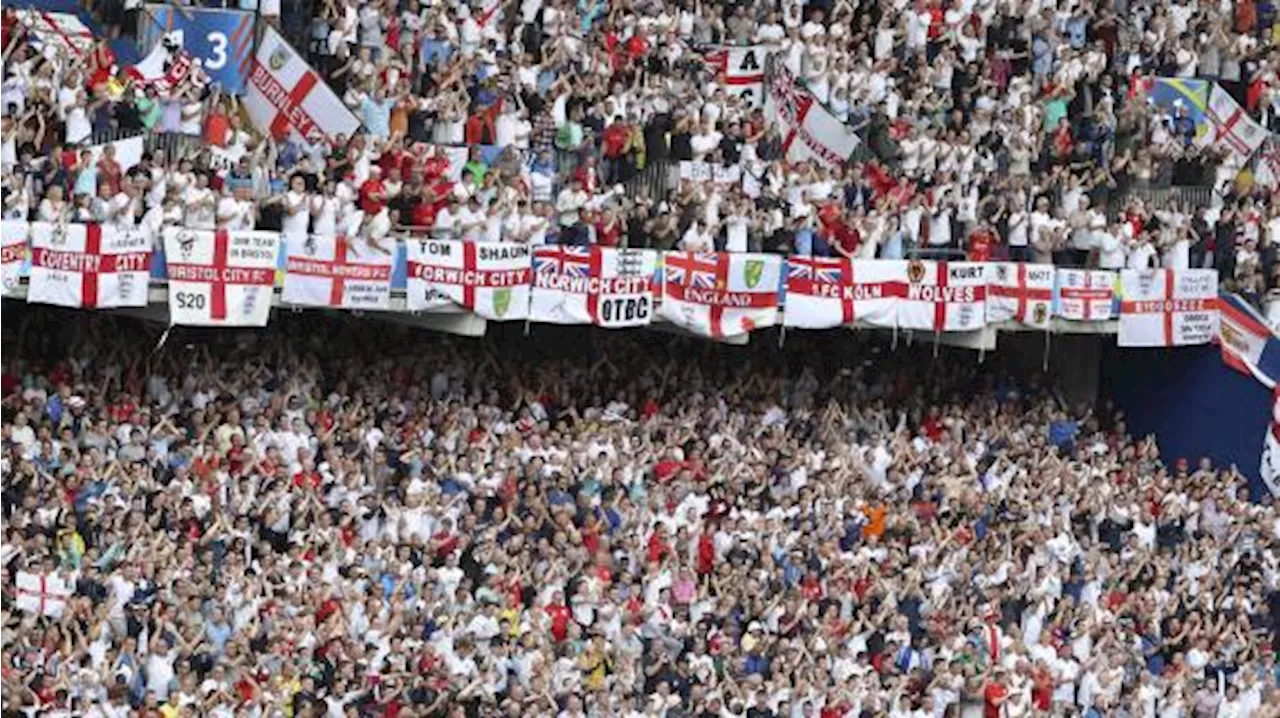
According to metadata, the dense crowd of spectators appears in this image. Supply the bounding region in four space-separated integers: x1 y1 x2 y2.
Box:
0 309 1277 717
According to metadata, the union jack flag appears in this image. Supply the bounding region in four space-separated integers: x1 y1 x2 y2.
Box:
788 257 843 284
665 253 718 288
533 246 592 277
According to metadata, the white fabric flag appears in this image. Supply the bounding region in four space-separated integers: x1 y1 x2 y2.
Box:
28 223 151 309
283 235 394 310
896 260 988 332
163 228 282 327
660 252 781 340
405 239 530 320
244 24 361 144
529 246 658 327
15 571 71 618
1 220 28 297
1118 268 1219 347
1055 268 1117 321
986 263 1054 329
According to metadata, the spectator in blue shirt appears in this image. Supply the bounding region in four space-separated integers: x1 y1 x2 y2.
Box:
361 88 396 140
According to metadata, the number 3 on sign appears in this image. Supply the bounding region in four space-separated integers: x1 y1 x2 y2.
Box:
167 29 227 70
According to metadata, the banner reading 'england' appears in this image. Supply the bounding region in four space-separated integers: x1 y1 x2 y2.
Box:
283 235 393 310
163 228 282 326
529 246 658 328
896 261 988 332
986 263 1054 329
1055 269 1116 321
661 252 781 340
1118 268 1219 347
405 239 530 320
28 223 150 309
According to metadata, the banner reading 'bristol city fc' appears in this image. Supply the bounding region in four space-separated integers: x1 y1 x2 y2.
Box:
283 235 394 311
163 228 282 327
529 246 658 328
661 252 782 340
405 239 530 321
28 223 151 309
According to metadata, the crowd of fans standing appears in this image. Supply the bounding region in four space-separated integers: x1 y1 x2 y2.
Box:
0 310 1279 717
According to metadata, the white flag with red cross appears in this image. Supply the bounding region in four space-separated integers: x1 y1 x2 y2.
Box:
529 246 659 328
27 223 151 309
986 263 1054 329
16 571 71 618
660 251 782 340
283 235 394 311
405 239 531 321
163 228 282 327
894 260 988 332
244 24 360 144
1055 268 1117 322
1206 84 1267 166
763 57 860 168
2 220 28 298
782 255 895 329
1118 268 1219 347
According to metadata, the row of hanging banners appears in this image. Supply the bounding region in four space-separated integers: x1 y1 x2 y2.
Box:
0 222 1221 348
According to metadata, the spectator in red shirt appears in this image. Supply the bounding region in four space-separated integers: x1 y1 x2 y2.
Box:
968 221 999 262
359 167 388 216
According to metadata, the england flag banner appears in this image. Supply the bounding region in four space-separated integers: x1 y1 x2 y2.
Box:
763 57 861 169
28 223 151 309
1206 84 1268 166
661 252 782 340
783 256 895 329
1118 269 1219 347
405 239 530 321
529 246 658 328
283 235 394 310
2 220 28 297
163 228 282 327
703 45 770 107
896 261 988 332
987 263 1054 329
15 571 71 618
1056 269 1117 321
245 25 360 144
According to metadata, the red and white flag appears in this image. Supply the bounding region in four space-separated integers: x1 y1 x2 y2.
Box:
763 57 860 168
283 235 393 310
15 571 71 618
701 45 769 107
529 246 658 328
244 24 360 144
1055 269 1116 321
122 33 210 100
1206 84 1268 166
1118 268 1219 347
660 252 781 340
1260 383 1280 498
1 220 28 298
895 260 988 332
163 228 282 327
405 239 530 321
28 223 150 309
782 256 895 329
986 263 1054 329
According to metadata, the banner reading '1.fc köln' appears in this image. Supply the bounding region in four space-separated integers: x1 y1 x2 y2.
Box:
893 260 988 332
244 25 361 144
28 223 150 309
529 246 658 328
283 235 394 311
405 239 530 321
661 252 782 340
163 228 282 326
986 263 1055 329
783 255 896 329
1118 268 1219 347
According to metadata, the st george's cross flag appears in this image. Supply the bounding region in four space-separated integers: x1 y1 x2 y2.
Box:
1118 268 1219 347
529 246 659 328
163 228 282 326
1055 268 1117 322
244 24 360 144
15 571 71 618
986 263 1054 329
1 220 28 297
782 255 894 329
283 235 394 310
27 223 151 309
894 260 988 332
405 239 531 320
762 56 860 168
660 251 781 340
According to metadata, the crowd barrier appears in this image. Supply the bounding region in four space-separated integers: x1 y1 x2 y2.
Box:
1 221 1225 349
